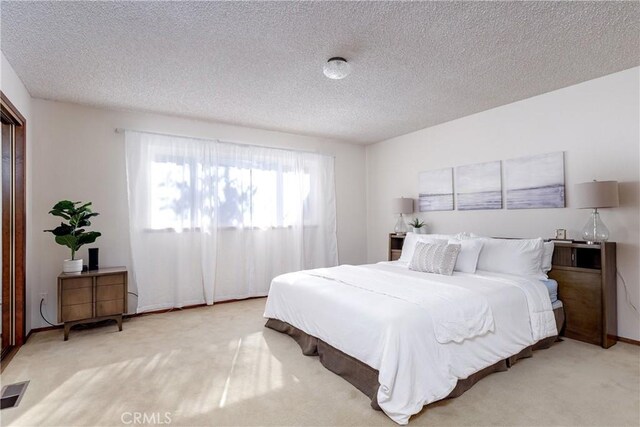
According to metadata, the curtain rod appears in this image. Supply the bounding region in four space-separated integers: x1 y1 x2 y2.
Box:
114 128 335 158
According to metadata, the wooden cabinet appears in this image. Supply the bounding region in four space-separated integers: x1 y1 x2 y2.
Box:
388 233 406 261
548 242 617 348
57 267 128 341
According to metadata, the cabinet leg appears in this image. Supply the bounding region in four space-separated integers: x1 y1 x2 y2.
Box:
117 315 123 332
64 324 70 341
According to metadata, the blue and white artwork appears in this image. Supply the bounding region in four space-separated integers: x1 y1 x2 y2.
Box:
505 152 565 209
456 161 502 210
418 168 454 211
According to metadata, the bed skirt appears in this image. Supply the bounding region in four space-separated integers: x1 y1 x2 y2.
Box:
265 306 565 412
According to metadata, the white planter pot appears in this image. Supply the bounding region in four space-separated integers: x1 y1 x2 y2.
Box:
63 259 83 273
413 227 426 234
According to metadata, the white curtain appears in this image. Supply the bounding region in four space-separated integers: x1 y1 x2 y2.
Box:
125 131 338 312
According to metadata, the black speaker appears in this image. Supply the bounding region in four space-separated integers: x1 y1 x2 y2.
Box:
88 248 99 271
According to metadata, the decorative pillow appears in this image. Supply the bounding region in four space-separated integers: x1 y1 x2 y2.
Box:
398 232 451 263
541 242 555 273
476 237 546 279
409 242 461 276
449 238 484 273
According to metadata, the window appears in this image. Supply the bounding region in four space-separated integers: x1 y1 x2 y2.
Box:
125 130 338 310
148 157 311 231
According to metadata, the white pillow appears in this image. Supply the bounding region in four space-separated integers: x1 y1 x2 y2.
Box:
449 238 484 273
398 232 451 263
476 237 546 279
541 242 554 273
398 232 419 263
409 241 461 276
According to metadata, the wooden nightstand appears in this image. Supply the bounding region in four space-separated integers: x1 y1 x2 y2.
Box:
388 233 406 261
548 241 617 348
57 267 128 341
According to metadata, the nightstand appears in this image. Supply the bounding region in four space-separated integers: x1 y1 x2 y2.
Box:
388 233 406 261
548 241 617 348
57 267 128 341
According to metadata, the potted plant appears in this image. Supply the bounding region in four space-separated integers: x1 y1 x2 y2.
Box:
409 218 426 234
44 200 101 273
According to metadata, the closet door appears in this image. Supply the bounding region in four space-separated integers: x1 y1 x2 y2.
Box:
1 92 26 361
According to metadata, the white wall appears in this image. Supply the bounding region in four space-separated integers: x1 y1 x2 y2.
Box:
366 67 640 341
1 53 31 118
1 52 34 332
30 100 367 329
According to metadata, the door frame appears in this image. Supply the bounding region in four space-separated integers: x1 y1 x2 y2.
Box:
1 91 26 361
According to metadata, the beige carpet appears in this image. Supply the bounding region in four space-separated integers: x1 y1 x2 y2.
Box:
1 298 638 426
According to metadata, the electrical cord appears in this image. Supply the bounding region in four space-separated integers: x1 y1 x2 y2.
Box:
40 293 139 328
617 270 638 314
40 298 57 327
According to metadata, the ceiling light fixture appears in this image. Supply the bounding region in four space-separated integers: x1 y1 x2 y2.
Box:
323 57 351 80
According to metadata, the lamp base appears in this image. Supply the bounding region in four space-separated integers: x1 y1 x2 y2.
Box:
394 214 408 235
581 209 609 244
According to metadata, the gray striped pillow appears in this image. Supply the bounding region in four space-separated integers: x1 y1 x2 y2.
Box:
409 241 461 275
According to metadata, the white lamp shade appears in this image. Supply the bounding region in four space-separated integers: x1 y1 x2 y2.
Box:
574 181 619 209
392 197 414 214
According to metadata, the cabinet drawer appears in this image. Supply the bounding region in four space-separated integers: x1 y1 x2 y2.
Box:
62 287 92 305
96 299 124 317
97 284 124 302
549 269 602 344
97 274 125 286
61 303 93 322
61 277 92 290
390 250 402 261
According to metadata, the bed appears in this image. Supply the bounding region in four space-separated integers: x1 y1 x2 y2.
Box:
263 236 563 424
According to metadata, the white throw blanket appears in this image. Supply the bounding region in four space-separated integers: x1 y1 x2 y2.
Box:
307 265 495 344
472 270 558 341
264 263 557 424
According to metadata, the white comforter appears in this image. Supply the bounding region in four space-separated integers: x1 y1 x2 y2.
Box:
307 265 495 344
263 262 557 424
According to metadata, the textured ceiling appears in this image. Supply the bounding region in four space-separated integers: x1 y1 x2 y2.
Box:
1 1 638 144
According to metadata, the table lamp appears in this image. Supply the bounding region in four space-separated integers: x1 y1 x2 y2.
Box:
574 180 619 244
392 197 414 235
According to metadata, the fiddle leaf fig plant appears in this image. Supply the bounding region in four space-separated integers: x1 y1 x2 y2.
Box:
44 200 101 260
409 218 425 229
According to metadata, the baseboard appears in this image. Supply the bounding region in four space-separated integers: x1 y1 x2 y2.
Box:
25 296 268 340
617 336 640 346
214 295 267 305
125 295 267 317
26 324 63 341
0 346 21 373
124 303 208 318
